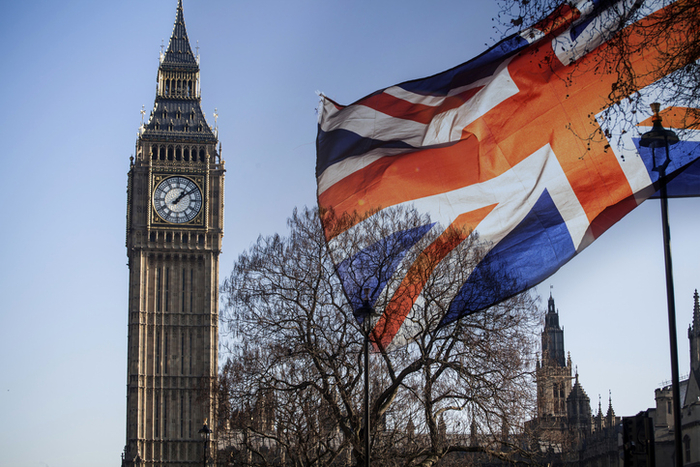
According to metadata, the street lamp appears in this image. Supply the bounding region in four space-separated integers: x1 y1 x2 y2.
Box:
640 102 681 467
198 421 213 467
353 288 374 467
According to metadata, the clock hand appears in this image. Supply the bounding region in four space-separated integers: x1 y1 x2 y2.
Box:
173 187 197 204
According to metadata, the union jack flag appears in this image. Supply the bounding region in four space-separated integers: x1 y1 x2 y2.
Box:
316 0 700 347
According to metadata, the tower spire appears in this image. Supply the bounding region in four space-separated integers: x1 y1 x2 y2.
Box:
162 0 197 67
141 0 215 143
543 291 566 367
689 290 700 372
694 289 700 330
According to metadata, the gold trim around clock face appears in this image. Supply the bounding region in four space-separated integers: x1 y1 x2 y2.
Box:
151 174 205 226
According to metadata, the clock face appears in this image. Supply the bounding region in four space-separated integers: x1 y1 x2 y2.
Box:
153 176 203 223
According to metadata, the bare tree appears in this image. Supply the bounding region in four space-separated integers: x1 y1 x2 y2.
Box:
218 206 541 466
494 0 699 141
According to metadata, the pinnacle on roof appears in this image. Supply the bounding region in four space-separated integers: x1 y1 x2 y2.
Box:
545 291 561 329
694 289 700 331
162 0 198 69
606 392 615 419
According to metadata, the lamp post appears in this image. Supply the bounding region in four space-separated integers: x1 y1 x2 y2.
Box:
198 421 213 467
640 102 681 467
353 289 374 467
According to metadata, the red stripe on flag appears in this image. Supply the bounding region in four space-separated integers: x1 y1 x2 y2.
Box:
372 207 496 348
359 87 483 125
319 135 510 239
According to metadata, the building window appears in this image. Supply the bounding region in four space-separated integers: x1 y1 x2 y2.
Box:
181 332 185 375
155 391 160 437
156 333 161 375
164 331 168 374
685 435 691 462
190 268 194 312
180 393 185 437
181 268 186 313
163 392 168 438
164 267 170 312
189 331 193 374
156 267 162 312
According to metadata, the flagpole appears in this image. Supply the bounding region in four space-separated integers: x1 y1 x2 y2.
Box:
640 103 681 467
354 290 374 467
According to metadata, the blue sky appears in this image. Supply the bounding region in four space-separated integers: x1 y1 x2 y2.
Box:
0 1 698 466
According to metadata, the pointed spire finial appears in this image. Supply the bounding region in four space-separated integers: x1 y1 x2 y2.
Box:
693 289 700 333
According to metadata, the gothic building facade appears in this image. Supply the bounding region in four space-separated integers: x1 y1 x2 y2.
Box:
653 290 700 466
122 1 224 465
526 293 621 466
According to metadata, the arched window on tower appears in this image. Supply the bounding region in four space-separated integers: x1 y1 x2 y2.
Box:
685 435 691 463
175 147 181 161
199 149 205 162
165 80 170 96
168 146 174 161
183 148 190 161
159 145 166 160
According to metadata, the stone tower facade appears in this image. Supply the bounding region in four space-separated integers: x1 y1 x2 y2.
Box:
536 293 573 420
123 2 224 465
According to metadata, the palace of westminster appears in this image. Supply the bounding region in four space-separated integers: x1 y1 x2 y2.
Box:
121 2 700 466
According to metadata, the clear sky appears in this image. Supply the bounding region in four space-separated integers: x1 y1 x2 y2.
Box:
0 1 698 466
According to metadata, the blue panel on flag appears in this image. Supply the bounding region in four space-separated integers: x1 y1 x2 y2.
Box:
443 189 576 325
635 140 700 198
337 223 434 310
398 34 528 96
316 127 414 177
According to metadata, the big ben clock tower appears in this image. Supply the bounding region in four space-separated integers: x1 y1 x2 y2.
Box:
123 1 223 465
